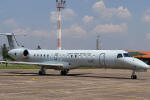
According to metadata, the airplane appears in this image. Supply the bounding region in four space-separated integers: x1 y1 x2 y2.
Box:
0 33 149 79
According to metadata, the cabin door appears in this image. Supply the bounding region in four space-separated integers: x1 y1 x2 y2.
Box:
99 53 105 66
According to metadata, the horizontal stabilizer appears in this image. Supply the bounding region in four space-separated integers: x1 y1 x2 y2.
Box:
0 33 13 36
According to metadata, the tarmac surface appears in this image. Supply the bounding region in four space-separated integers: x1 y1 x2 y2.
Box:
0 69 150 100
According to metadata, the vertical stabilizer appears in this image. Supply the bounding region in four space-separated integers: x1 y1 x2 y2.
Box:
0 33 19 49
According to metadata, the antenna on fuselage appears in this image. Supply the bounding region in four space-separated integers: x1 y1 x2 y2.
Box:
56 0 66 50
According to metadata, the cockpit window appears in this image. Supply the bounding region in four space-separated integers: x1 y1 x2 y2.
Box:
123 53 131 57
117 54 123 58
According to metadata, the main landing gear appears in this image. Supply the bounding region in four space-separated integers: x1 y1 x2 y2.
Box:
131 71 137 79
39 66 46 75
60 69 69 76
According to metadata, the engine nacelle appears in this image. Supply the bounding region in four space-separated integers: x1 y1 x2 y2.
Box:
23 49 29 56
8 48 30 60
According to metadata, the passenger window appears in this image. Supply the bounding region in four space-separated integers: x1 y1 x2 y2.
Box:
117 54 123 58
71 55 73 58
75 55 77 58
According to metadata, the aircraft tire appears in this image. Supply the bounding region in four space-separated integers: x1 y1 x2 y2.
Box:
39 70 46 75
61 70 67 76
131 75 137 79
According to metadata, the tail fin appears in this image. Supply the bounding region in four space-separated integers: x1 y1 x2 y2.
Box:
0 33 19 49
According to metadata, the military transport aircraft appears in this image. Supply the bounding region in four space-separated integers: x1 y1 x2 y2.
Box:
0 33 149 79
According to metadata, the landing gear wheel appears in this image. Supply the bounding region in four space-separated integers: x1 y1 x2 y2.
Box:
131 71 137 79
39 70 46 75
39 66 46 75
60 70 68 76
131 75 137 79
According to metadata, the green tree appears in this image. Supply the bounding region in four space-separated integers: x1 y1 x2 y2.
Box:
2 44 13 61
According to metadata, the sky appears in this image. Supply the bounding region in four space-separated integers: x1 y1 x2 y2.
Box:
1 0 150 51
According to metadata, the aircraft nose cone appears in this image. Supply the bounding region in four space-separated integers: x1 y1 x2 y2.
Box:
141 63 149 69
123 58 149 70
133 59 149 70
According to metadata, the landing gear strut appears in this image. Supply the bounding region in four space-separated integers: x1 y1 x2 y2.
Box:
131 71 137 79
39 66 46 75
60 69 69 76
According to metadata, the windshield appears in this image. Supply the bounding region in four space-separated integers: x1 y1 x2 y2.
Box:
117 54 123 58
123 53 131 57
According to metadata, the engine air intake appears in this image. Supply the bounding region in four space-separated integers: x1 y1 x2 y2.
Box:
23 50 29 56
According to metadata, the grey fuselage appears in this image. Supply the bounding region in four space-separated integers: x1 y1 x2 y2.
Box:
8 48 149 70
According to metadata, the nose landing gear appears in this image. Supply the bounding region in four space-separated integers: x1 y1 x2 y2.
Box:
131 71 137 79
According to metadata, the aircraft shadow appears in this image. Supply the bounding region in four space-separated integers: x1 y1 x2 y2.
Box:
0 71 91 77
0 71 146 80
0 71 137 80
71 75 131 80
69 74 147 80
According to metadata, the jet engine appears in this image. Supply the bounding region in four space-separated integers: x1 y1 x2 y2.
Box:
23 49 29 57
8 48 30 60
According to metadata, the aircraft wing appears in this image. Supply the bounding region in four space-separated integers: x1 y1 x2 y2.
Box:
0 61 68 69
